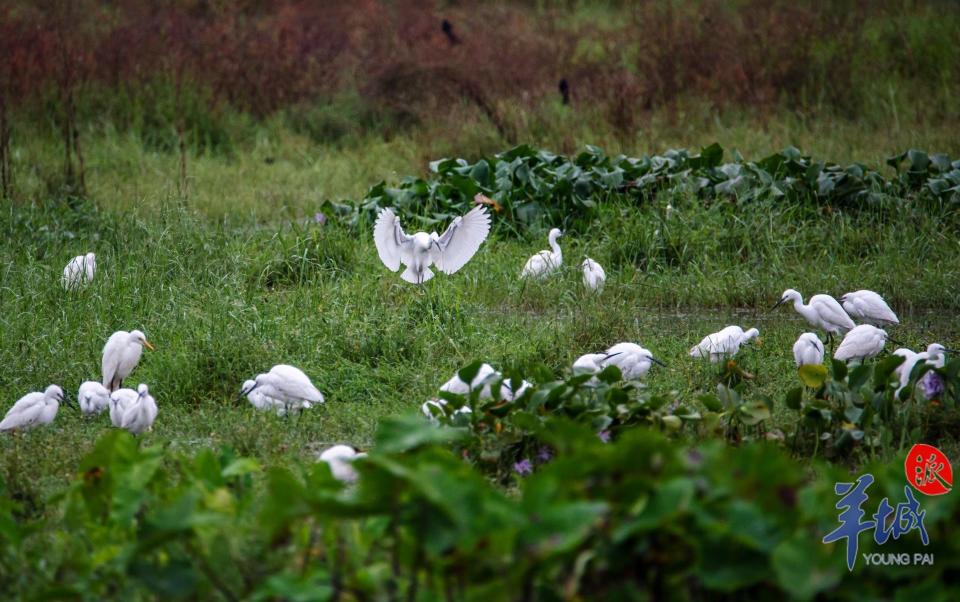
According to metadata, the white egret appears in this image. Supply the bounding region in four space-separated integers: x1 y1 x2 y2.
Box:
689 326 760 363
920 343 952 369
521 228 563 279
581 257 606 291
840 290 899 326
572 353 609 376
318 445 366 483
120 384 158 435
834 324 889 362
440 363 498 399
601 343 666 380
499 378 532 401
792 333 825 367
78 381 111 415
0 385 63 432
773 289 855 348
109 388 139 427
240 379 284 413
102 330 155 392
421 398 472 422
240 365 324 414
374 205 491 284
892 348 921 397
62 252 96 290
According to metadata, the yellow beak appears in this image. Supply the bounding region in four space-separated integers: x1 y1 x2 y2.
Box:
143 340 155 351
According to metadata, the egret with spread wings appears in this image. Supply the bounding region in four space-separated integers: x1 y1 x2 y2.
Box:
374 205 491 284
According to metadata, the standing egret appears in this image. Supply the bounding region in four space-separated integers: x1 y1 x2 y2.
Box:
102 330 155 392
499 378 532 401
0 385 63 432
318 445 366 483
581 258 606 291
62 252 96 290
240 365 324 414
773 289 855 349
572 353 609 376
892 348 921 397
689 326 760 363
109 388 139 427
440 363 499 399
120 384 158 435
920 343 953 369
78 381 111 415
521 228 563 279
602 343 666 380
792 333 825 367
374 205 491 284
421 398 472 422
834 325 890 362
840 290 899 326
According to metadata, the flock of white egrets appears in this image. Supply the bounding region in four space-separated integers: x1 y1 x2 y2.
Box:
2 204 952 483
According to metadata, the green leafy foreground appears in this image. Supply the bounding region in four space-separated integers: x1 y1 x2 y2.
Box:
2 358 958 600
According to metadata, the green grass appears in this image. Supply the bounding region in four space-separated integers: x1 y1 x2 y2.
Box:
2 119 959 501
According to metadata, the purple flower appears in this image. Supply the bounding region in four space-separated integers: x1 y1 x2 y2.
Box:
919 371 945 400
513 459 533 476
537 446 554 463
597 430 611 444
314 212 327 225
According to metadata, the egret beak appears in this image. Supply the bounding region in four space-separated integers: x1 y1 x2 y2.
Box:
143 340 155 351
650 356 667 367
945 348 959 354
888 337 904 346
602 352 623 361
771 297 787 310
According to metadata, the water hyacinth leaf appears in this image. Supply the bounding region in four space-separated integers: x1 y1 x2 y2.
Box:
848 364 872 390
785 387 803 410
798 364 828 388
771 534 841 601
873 353 905 389
697 393 724 412
374 415 467 453
831 358 848 381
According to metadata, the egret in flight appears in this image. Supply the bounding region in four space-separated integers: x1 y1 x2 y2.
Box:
792 332 825 367
0 385 63 432
689 326 760 363
773 289 854 349
581 257 606 291
374 205 491 284
78 381 111 414
840 290 899 326
102 330 155 392
834 324 890 362
521 228 563 279
62 252 96 290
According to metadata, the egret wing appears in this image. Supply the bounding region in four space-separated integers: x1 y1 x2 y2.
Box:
433 206 491 274
814 296 855 330
373 208 411 272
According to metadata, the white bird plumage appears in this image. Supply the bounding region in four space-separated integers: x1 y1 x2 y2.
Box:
241 379 284 413
102 329 155 392
834 324 889 362
318 445 366 483
840 290 899 326
109 387 140 427
601 342 665 380
581 257 605 291
792 332 825 367
241 365 324 414
78 381 111 415
62 252 96 290
439 363 530 401
572 353 609 376
374 205 491 284
421 398 473 422
120 383 158 435
521 228 563 279
0 385 63 431
774 289 855 341
689 326 760 363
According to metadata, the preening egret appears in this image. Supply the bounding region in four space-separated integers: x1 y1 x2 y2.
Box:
120 384 158 435
840 290 899 326
109 388 139 427
792 332 825 367
521 228 563 279
102 330 155 392
0 385 63 432
62 252 96 290
773 289 855 347
240 365 324 414
602 343 666 380
318 445 366 483
78 381 111 414
581 257 605 291
834 324 889 362
689 326 760 363
374 205 491 284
